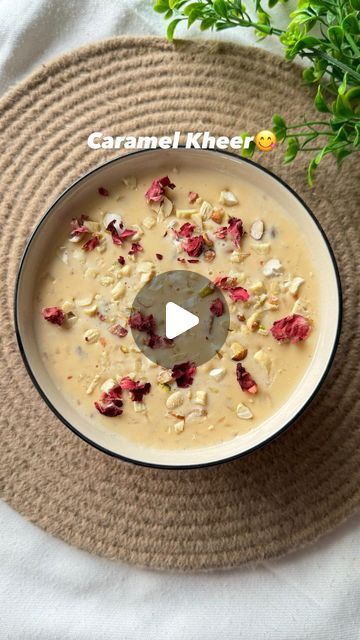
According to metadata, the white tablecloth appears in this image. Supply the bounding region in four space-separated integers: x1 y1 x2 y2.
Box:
0 2 359 638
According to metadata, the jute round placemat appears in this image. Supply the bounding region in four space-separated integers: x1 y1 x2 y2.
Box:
0 36 359 571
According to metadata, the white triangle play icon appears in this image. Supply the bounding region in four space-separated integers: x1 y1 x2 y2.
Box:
165 302 199 340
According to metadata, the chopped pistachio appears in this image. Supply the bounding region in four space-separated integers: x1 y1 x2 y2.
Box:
199 282 215 297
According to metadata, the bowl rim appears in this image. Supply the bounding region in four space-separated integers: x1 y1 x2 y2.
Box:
14 147 343 470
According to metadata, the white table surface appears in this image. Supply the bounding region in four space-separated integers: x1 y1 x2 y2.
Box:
0 2 359 638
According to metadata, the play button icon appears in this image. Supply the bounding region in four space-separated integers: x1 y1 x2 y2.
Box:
165 302 199 339
129 270 229 369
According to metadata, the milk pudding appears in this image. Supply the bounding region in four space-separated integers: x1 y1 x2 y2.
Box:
35 166 318 450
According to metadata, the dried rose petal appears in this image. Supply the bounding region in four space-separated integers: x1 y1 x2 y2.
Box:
188 191 198 204
182 235 204 258
98 187 109 197
145 176 175 203
270 314 311 344
236 363 258 394
95 384 123 416
228 287 250 303
228 217 245 247
213 275 229 288
82 235 99 252
109 324 128 338
188 259 199 264
119 376 151 402
213 276 249 303
128 242 143 255
118 255 125 266
215 226 228 239
128 311 156 334
171 361 197 388
95 401 123 417
210 298 224 317
41 307 65 326
107 221 136 246
178 222 195 238
177 257 186 264
145 334 173 349
155 253 163 261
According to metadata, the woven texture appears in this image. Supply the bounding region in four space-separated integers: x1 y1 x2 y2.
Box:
0 36 359 571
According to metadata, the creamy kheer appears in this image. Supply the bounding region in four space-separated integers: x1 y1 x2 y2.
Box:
35 166 318 450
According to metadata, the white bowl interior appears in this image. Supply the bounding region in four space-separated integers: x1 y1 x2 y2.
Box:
16 149 340 467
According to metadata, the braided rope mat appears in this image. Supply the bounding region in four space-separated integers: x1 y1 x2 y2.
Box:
0 36 359 571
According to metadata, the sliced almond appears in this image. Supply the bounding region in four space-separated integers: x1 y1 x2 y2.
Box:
250 219 264 240
230 342 248 361
254 349 271 375
209 368 226 381
219 190 238 206
200 200 213 219
236 402 253 420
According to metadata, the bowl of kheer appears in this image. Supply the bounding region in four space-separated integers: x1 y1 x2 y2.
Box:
15 148 341 468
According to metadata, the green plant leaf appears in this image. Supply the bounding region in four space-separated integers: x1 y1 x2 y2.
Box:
154 0 170 14
342 13 359 35
213 0 228 17
272 114 287 141
338 73 348 96
314 86 329 112
333 94 353 118
307 158 318 186
328 26 344 49
240 132 256 158
167 18 182 40
284 137 300 163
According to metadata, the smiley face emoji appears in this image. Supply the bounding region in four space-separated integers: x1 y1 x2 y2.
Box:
255 130 277 152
